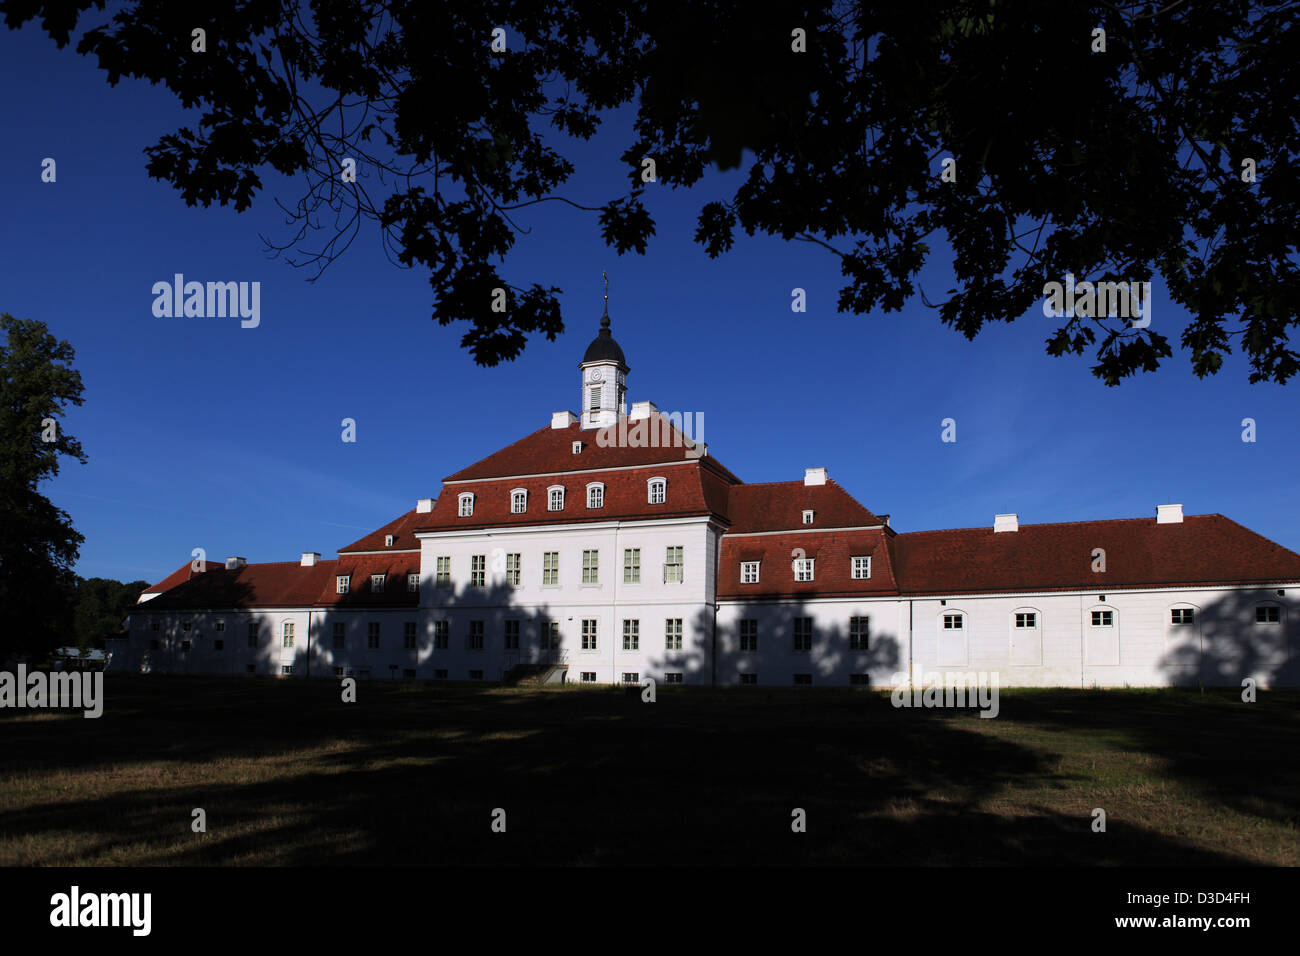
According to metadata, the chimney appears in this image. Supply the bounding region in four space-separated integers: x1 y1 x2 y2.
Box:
994 514 1019 533
1157 503 1184 524
879 514 890 528
300 552 319 567
551 410 577 429
629 400 659 421
225 556 247 570
416 497 434 513
804 467 827 487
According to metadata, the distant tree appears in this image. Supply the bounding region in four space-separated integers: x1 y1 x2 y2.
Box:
0 314 87 661
4 1 1297 383
71 576 151 652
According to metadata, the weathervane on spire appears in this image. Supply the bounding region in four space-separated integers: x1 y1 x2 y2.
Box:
601 270 610 328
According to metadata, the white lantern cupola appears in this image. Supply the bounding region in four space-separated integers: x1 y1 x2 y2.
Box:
579 273 629 430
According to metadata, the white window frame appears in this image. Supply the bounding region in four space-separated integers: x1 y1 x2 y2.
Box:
622 619 640 650
511 488 528 514
740 561 760 584
407 573 420 593
739 619 758 652
849 616 869 650
851 556 871 580
802 510 814 525
587 482 605 509
647 477 666 504
505 553 521 586
665 618 683 651
623 548 641 584
336 575 350 594
582 549 599 584
664 546 684 583
458 492 475 517
542 551 560 586
1255 604 1282 624
793 617 813 651
371 573 385 594
548 485 565 511
794 557 815 582
470 554 486 587
435 556 451 586
942 612 964 630
581 618 598 650
1090 609 1115 628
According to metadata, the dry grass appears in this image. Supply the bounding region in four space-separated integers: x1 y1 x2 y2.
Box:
1 677 1296 865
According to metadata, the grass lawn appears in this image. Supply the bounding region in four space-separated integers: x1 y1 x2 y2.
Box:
1 676 1297 865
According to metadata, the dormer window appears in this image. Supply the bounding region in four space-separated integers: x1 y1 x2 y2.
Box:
371 574 385 593
802 510 814 525
458 493 474 517
572 441 583 455
587 483 605 509
385 534 394 547
548 486 565 511
337 575 350 594
511 489 528 514
794 557 815 582
647 477 666 504
407 573 420 593
740 561 760 584
851 556 871 579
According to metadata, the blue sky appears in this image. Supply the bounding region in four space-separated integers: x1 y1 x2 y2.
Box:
2 23 1296 584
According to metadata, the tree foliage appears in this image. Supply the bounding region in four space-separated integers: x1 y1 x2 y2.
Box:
72 576 151 652
0 314 87 660
4 0 1297 382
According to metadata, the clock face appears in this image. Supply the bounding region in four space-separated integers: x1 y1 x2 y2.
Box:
588 369 604 383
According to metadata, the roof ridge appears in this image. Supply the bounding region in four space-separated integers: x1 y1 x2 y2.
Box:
897 514 1214 537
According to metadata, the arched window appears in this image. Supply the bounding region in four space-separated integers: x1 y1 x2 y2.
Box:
587 482 605 509
548 485 565 511
457 492 474 517
647 477 666 504
510 488 527 514
937 609 967 666
1010 607 1041 666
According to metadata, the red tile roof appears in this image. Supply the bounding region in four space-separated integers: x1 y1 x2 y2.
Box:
444 418 741 483
140 560 201 596
718 529 897 600
722 480 884 534
416 463 737 532
338 508 427 553
890 514 1300 595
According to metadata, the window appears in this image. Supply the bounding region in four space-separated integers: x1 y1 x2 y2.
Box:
371 574 385 594
623 548 641 584
504 620 520 650
664 672 683 684
851 556 871 580
435 669 448 680
581 619 598 650
589 385 602 410
622 672 639 684
543 622 560 649
470 554 486 587
548 486 565 511
794 558 815 582
587 483 604 509
793 673 812 685
182 620 192 632
215 620 225 632
1170 608 1195 625
435 556 451 586
543 551 559 586
942 613 964 630
367 622 380 648
581 672 597 683
214 640 224 651
433 621 449 649
469 670 483 680
582 550 599 584
282 665 293 676
648 478 666 504
1015 612 1037 628
333 622 345 649
282 622 295 648
247 622 259 648
849 616 869 650
469 621 484 650
385 534 394 547
404 622 417 649
739 673 757 685
793 617 813 651
1257 606 1281 623
337 575 350 595
665 618 683 651
802 510 814 525
458 493 474 517
407 573 420 593
151 620 160 632
505 553 521 586
622 620 640 650
1091 610 1114 627
511 489 527 514
334 666 345 677
664 546 683 583
740 561 760 584
739 619 758 652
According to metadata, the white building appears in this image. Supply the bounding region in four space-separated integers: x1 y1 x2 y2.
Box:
119 306 1300 688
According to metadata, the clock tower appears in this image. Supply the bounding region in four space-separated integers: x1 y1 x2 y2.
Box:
579 274 628 430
